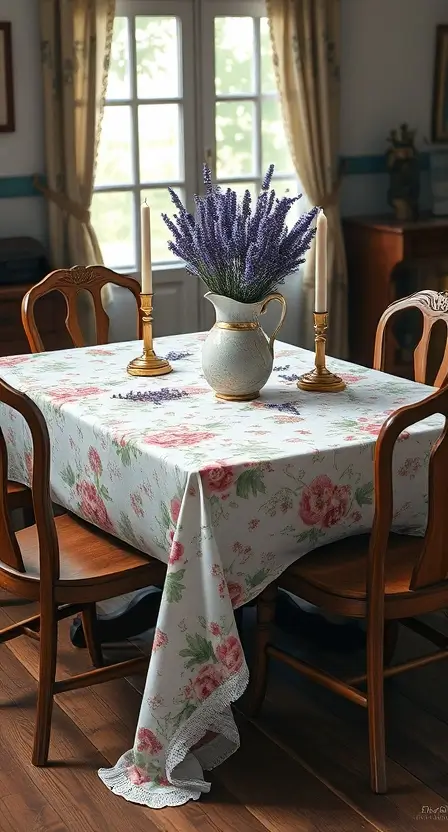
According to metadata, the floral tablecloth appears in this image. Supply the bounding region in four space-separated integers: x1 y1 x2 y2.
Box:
0 333 442 808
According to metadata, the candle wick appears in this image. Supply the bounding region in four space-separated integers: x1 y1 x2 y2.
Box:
144 199 148 206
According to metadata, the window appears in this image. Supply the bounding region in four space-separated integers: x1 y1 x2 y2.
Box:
93 0 297 278
202 5 298 218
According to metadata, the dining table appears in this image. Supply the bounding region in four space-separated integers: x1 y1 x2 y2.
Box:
0 331 442 809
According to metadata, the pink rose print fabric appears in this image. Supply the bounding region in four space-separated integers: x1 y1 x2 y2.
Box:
299 475 351 528
0 333 442 810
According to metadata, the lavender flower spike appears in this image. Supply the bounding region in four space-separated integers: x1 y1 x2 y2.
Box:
162 164 318 304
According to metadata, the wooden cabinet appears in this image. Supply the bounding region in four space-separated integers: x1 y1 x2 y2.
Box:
344 215 448 374
0 284 68 357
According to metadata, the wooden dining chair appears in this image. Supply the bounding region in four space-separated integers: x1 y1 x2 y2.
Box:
246 383 448 794
374 289 448 386
0 376 166 766
21 265 142 353
7 480 32 512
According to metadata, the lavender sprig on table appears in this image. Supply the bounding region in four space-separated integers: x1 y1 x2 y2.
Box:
162 351 193 361
279 374 301 382
162 164 319 303
261 401 301 416
112 388 189 405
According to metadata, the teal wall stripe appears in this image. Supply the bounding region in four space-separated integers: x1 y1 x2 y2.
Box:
0 176 44 199
343 151 430 176
0 153 432 199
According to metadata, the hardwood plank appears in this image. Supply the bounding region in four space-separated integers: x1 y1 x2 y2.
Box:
0 793 66 832
256 669 446 832
0 643 160 832
4 591 448 832
147 782 273 832
0 597 142 744
0 734 67 832
0 599 274 832
385 690 448 800
279 613 448 800
213 718 376 832
389 618 448 728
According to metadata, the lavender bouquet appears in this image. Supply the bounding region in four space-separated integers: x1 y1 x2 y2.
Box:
162 164 318 304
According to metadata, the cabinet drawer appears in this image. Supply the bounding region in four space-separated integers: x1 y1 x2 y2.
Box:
0 338 29 357
404 229 448 260
0 300 22 340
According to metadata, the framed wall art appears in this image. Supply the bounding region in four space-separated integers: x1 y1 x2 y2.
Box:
0 22 14 133
432 25 448 143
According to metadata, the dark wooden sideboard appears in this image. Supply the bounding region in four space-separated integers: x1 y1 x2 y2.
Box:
344 215 448 377
0 284 68 357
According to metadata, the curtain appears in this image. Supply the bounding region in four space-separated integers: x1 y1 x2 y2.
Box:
267 0 348 358
38 0 115 269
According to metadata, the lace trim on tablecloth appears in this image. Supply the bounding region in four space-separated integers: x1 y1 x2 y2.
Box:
97 663 249 809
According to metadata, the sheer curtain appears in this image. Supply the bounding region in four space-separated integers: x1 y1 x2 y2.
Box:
267 0 348 358
37 0 115 340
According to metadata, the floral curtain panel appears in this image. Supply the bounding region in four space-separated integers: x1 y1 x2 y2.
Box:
267 0 348 358
38 0 115 269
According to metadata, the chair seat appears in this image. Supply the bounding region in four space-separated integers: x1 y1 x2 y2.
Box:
7 480 27 494
15 512 165 588
280 533 448 618
7 480 32 511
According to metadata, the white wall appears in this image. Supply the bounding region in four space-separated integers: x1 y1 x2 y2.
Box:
1 0 447 230
1 0 446 345
0 0 46 242
340 0 448 216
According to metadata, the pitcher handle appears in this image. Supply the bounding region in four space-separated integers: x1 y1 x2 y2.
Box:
260 293 287 353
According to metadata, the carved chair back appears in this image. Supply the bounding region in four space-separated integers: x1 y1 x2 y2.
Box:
22 266 142 352
374 290 448 386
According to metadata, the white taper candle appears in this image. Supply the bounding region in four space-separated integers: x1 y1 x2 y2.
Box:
315 209 328 313
141 201 152 294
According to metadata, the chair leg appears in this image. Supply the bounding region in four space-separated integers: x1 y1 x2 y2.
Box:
82 604 103 668
383 620 399 667
32 606 58 766
243 583 277 717
366 618 387 794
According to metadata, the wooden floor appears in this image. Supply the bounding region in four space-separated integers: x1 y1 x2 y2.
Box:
0 592 447 832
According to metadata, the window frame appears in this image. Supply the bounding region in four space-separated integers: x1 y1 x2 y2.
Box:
94 0 197 273
93 0 298 276
201 0 296 194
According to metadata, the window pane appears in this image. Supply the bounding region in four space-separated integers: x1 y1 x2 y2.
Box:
261 97 292 174
215 17 254 95
95 106 133 187
136 16 180 99
92 191 135 268
140 188 184 263
138 104 182 182
216 101 254 178
260 18 276 94
273 178 304 228
218 181 258 201
107 17 131 100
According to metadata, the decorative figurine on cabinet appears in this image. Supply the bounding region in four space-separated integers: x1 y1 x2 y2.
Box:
386 123 420 221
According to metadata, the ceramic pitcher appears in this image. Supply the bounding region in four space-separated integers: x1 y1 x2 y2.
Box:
202 292 287 401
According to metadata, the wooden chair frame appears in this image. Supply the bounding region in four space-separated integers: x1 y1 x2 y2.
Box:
21 265 142 352
374 289 448 386
0 377 165 766
246 382 448 794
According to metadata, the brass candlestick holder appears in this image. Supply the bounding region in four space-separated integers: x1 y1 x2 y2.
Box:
297 312 346 392
127 293 172 377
